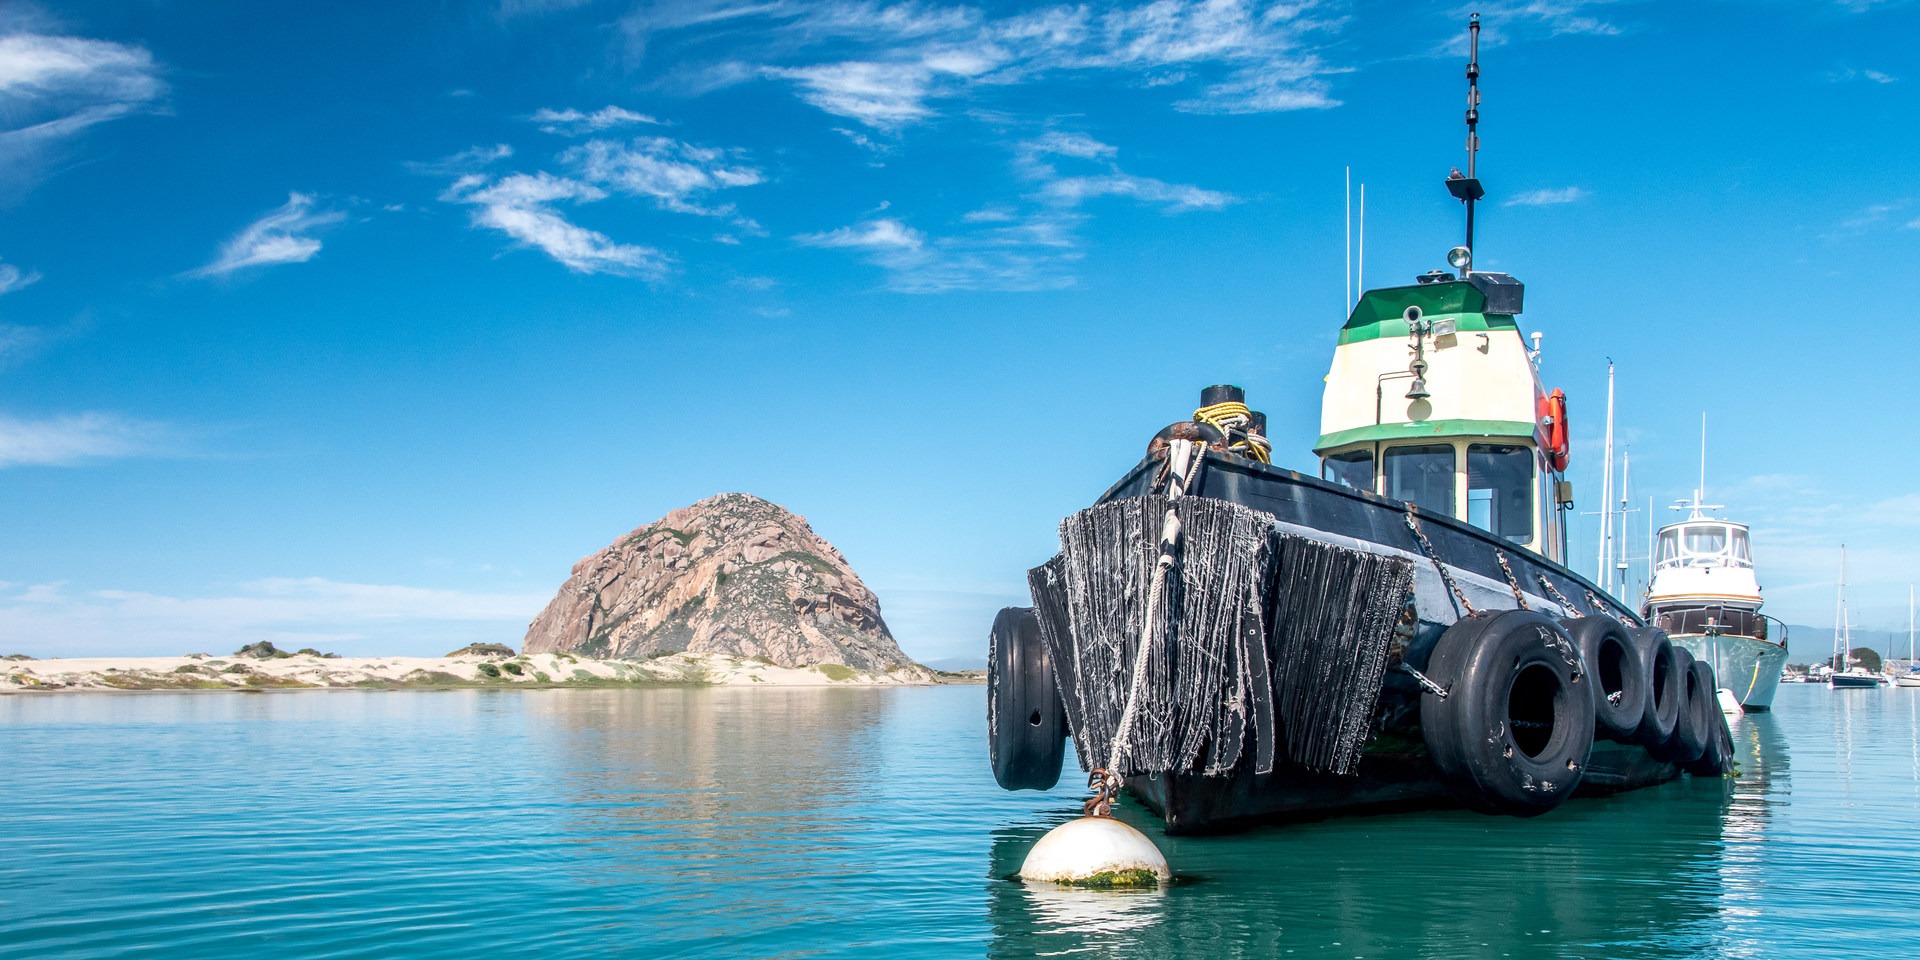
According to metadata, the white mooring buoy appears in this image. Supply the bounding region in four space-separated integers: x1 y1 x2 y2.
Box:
1016 441 1193 889
1017 816 1170 887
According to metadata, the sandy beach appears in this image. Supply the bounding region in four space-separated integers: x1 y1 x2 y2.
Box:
1 651 956 692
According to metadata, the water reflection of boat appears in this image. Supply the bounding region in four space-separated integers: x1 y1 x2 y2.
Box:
986 782 1734 958
1645 498 1787 711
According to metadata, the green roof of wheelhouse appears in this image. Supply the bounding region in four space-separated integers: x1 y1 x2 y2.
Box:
1338 281 1520 346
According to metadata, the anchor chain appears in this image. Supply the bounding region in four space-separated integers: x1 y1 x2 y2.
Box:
1083 769 1123 818
1399 662 1449 699
1404 507 1475 617
1536 574 1585 616
1494 551 1529 610
1584 590 1613 621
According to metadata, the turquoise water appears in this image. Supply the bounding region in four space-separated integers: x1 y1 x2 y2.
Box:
2 683 1916 958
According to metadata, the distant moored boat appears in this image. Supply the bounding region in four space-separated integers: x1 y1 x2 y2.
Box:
1645 500 1787 711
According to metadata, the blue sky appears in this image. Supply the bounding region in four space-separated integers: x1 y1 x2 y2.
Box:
1 0 1916 662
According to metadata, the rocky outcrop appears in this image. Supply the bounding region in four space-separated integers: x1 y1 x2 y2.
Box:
523 493 920 673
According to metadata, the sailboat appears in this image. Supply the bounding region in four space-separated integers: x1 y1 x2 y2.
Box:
1830 546 1879 689
1895 586 1920 688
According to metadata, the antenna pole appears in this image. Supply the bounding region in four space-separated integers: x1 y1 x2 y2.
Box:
1358 183 1365 297
1699 413 1708 506
1463 13 1481 272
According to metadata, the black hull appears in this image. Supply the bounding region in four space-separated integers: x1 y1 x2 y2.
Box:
1127 740 1678 834
1026 450 1690 833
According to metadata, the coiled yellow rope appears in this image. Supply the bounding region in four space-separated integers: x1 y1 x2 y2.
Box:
1193 401 1272 463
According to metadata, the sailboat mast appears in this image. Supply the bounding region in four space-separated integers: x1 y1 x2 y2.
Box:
1835 546 1846 671
1618 449 1632 597
1597 362 1616 589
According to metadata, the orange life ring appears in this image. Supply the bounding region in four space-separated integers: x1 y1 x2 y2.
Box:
1543 389 1570 472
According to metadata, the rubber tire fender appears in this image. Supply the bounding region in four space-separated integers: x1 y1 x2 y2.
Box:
1420 609 1596 817
988 606 1067 791
1655 652 1713 764
1684 699 1736 777
1562 617 1647 742
1630 627 1683 748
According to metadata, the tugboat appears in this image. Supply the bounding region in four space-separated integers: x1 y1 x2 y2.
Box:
987 16 1735 834
1645 499 1788 711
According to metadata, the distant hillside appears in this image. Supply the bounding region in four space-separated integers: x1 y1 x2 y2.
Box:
1779 624 1914 664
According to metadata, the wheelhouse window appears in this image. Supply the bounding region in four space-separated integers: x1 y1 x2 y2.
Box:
1323 449 1373 491
1684 525 1727 557
1384 444 1455 516
1731 528 1752 565
1466 443 1534 544
1656 529 1680 567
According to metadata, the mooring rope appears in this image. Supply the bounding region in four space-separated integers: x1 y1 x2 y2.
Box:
1089 439 1202 816
1193 401 1272 464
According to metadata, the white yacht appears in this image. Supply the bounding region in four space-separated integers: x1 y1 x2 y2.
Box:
1643 499 1787 711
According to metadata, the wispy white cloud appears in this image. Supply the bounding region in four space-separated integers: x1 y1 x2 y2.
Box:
795 217 925 250
1035 173 1232 210
0 31 164 131
795 212 1082 293
189 193 345 278
442 171 667 276
407 143 513 176
0 577 549 657
1505 186 1589 207
531 105 661 135
562 136 763 216
640 1 1340 127
0 412 171 467
1464 2 1625 42
430 126 765 273
1018 131 1234 212
1822 200 1911 239
0 259 40 295
765 61 939 128
797 129 1224 291
0 31 165 188
1828 65 1898 84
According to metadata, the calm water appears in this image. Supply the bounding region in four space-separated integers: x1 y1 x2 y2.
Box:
2 683 1917 958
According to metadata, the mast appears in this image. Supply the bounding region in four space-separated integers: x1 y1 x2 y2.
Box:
1597 361 1616 588
1446 14 1486 274
1699 413 1708 506
1617 448 1632 596
1835 546 1848 672
1909 584 1914 663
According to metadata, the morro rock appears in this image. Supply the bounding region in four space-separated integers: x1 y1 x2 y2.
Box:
523 493 916 672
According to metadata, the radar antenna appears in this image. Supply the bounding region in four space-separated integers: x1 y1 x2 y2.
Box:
1444 14 1486 276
